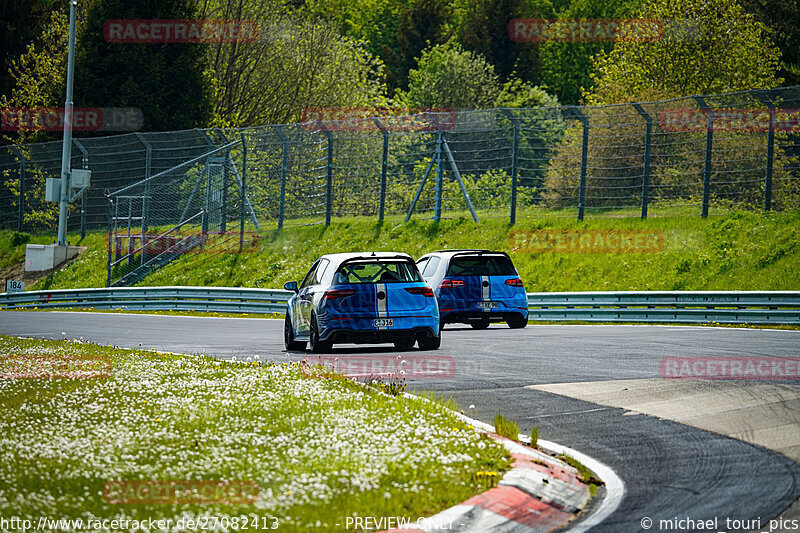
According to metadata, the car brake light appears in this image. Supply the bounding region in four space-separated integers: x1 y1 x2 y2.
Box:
324 289 355 300
439 279 465 289
405 287 434 297
505 278 524 288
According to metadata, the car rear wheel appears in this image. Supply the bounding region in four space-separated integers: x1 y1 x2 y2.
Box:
310 313 332 353
284 314 307 351
394 337 416 350
507 314 527 329
470 317 490 329
418 334 441 350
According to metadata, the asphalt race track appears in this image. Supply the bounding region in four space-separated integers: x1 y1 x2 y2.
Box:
2 311 799 532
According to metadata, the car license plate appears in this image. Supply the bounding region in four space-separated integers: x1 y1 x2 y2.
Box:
477 301 499 309
372 318 394 327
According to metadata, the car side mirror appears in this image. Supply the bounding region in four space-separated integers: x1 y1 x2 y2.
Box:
284 281 298 293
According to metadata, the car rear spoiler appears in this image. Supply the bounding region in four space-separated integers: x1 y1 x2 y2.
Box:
443 250 511 259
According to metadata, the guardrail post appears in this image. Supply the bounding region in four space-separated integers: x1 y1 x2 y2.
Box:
372 118 389 221
240 133 247 252
325 130 334 226
501 108 520 225
273 125 289 229
632 103 652 219
572 107 590 221
694 96 713 218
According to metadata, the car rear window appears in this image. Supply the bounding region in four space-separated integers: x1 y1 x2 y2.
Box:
335 260 423 284
446 255 516 276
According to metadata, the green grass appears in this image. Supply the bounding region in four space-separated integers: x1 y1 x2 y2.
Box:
557 454 604 495
493 413 520 442
4 209 800 292
0 336 510 531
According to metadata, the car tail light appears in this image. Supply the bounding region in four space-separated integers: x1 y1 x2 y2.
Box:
323 289 355 300
405 287 434 297
505 278 524 288
439 279 465 289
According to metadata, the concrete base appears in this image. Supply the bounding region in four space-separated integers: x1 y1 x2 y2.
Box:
25 244 79 272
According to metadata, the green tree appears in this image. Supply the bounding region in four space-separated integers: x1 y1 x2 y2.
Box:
396 41 500 110
587 0 782 104
0 10 69 145
74 0 211 131
200 0 386 126
445 0 554 84
739 0 800 86
538 0 644 105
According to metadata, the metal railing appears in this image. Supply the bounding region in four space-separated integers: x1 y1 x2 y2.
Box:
1 288 798 324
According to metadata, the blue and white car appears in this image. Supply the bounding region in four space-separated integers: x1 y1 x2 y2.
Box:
416 250 528 329
283 252 441 353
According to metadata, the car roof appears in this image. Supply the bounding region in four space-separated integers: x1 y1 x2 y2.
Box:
423 249 510 259
319 252 414 268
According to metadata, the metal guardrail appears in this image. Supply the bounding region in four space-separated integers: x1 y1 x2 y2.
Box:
0 288 798 324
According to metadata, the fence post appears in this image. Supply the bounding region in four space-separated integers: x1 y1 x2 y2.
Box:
72 139 89 240
240 133 247 252
325 130 334 226
632 103 652 219
434 131 444 222
694 96 713 218
106 197 113 287
273 125 289 229
572 107 590 221
754 91 775 211
12 147 25 232
372 118 389 222
501 108 520 225
134 133 152 266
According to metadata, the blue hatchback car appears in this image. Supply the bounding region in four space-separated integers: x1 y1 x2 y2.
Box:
283 252 441 353
416 250 528 329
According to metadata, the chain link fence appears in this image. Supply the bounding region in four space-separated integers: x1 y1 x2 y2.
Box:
2 86 799 240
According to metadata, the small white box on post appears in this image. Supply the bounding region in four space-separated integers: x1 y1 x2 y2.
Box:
71 168 91 188
45 178 61 202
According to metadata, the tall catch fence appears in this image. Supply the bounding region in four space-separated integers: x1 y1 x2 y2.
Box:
1 86 799 241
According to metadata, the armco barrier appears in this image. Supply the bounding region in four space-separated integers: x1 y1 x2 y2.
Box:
0 288 799 324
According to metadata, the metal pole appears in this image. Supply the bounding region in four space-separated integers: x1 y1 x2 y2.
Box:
106 197 113 287
695 96 712 218
572 107 590 221
441 135 478 222
501 108 520 224
405 149 438 222
13 147 25 232
434 131 444 222
632 103 652 219
57 0 77 246
372 118 389 221
754 92 776 212
240 133 246 252
325 130 333 226
273 125 289 229
72 139 89 240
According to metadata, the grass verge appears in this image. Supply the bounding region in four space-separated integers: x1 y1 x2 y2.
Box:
4 209 798 292
0 336 510 531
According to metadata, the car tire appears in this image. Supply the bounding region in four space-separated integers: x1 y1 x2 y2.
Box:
470 317 490 329
394 337 416 350
310 313 332 353
284 314 306 351
419 334 441 350
507 314 528 329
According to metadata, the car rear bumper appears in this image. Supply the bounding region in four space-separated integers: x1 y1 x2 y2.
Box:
440 307 528 324
321 325 438 344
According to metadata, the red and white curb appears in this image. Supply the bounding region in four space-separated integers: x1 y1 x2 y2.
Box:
381 412 625 533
